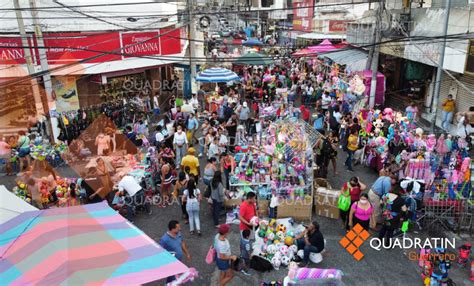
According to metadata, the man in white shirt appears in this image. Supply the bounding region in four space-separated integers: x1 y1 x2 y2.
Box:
321 92 332 111
173 125 188 167
155 125 165 147
117 173 151 221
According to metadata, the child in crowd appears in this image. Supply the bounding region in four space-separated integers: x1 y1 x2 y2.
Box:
240 229 252 276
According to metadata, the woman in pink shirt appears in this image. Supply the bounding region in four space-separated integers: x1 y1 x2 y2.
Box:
348 193 375 231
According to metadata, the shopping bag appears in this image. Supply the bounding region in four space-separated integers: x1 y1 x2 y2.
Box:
205 245 216 264
337 194 351 211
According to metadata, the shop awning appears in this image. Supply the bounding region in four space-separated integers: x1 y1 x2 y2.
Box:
322 48 368 72
0 202 189 285
297 33 346 40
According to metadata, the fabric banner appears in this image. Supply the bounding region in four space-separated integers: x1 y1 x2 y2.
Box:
52 76 80 112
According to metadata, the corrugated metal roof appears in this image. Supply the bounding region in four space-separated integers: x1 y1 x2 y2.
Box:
322 48 368 71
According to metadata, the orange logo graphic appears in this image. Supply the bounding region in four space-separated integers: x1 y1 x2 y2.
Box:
339 224 370 261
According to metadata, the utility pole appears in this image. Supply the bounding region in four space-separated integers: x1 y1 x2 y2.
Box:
29 0 60 142
13 0 45 118
187 0 197 98
430 0 451 133
368 0 384 108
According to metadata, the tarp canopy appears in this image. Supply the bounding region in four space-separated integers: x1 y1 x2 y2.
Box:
234 52 273 66
308 39 338 54
322 48 369 72
0 185 37 225
292 48 318 58
0 202 188 285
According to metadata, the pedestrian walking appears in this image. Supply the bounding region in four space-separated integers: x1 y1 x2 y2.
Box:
182 178 202 235
441 94 455 131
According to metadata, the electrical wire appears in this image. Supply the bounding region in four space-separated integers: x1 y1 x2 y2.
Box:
0 31 470 91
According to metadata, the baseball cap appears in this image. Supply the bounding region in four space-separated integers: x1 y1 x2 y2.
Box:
218 224 231 235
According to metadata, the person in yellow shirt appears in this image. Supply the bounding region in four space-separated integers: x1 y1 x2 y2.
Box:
181 147 200 179
345 129 359 172
441 94 455 131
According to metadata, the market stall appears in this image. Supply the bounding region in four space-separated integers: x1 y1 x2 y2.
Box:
229 118 321 220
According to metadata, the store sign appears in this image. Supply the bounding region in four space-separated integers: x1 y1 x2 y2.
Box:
44 32 121 64
0 27 183 65
329 20 347 33
0 37 28 64
293 0 314 32
122 32 160 58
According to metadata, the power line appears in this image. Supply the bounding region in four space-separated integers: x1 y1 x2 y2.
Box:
0 31 471 89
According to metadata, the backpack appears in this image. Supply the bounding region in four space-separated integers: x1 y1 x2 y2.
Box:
314 116 324 131
321 138 333 154
250 255 273 272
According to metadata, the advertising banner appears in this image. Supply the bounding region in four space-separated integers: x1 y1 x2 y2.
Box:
52 76 80 112
329 20 348 33
0 27 183 65
293 0 314 32
121 32 161 58
0 37 29 64
44 32 121 64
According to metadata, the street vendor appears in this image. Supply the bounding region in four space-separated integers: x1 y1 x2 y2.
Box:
294 221 325 267
239 192 257 236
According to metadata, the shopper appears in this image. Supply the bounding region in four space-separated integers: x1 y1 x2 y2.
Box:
239 229 252 276
161 157 175 207
220 152 235 189
378 187 408 247
368 175 397 224
159 220 191 283
174 171 189 224
211 171 225 227
344 128 358 172
173 125 188 168
203 157 218 188
214 224 237 286
17 130 31 172
181 147 200 179
348 193 375 231
182 178 202 235
441 94 455 131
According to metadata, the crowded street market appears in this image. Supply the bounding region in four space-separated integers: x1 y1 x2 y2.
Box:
0 1 473 286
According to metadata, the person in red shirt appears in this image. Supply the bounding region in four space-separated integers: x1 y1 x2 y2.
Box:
340 177 367 230
239 192 257 235
300 105 310 122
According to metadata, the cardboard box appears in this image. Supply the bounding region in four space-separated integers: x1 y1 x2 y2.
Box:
224 198 242 208
277 196 313 221
314 188 341 219
467 111 474 125
258 199 269 216
316 205 340 219
313 178 332 189
314 188 340 207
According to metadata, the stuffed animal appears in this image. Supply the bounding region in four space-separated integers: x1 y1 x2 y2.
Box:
250 216 260 227
436 134 449 155
266 232 275 241
289 245 298 255
276 231 285 242
267 244 277 254
424 134 436 152
383 108 394 122
277 224 287 233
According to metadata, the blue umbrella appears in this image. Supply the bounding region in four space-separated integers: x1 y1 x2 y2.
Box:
243 38 263 47
195 67 241 83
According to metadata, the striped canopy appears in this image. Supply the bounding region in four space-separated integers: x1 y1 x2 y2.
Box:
0 202 188 285
195 67 240 83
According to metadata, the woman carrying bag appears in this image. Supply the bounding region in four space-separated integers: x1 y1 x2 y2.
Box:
339 177 366 231
210 171 225 227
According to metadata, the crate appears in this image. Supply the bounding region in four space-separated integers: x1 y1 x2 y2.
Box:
314 188 341 220
313 178 332 190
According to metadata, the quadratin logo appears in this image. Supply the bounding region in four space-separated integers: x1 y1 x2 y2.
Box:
339 224 370 261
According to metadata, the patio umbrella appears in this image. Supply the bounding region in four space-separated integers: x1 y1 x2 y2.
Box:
0 202 189 285
308 39 338 54
242 38 263 46
195 67 240 83
234 52 273 66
